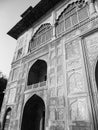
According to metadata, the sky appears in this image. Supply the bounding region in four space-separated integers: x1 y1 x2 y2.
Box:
0 0 40 77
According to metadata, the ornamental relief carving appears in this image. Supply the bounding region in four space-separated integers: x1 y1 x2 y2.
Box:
50 49 55 60
57 87 64 97
49 121 65 130
57 45 62 56
57 55 63 65
50 58 56 67
65 40 81 60
49 97 57 106
56 108 64 120
7 88 17 104
49 74 56 88
49 108 56 121
49 88 57 97
69 98 89 122
67 69 85 95
66 58 82 71
49 97 65 107
85 32 98 65
57 74 63 87
49 68 55 75
57 96 65 107
49 48 56 67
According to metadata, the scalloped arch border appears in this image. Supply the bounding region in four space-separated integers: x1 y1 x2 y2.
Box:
56 0 88 22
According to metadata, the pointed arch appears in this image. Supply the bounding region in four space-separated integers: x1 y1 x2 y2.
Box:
95 60 98 90
27 59 47 86
21 94 45 130
2 107 12 130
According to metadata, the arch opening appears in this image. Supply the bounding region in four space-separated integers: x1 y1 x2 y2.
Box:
21 95 45 130
95 60 98 89
27 60 47 86
2 107 11 130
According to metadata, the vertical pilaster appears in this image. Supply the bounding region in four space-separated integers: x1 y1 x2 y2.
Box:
89 0 96 15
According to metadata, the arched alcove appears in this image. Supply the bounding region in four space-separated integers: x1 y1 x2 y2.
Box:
28 23 52 51
56 0 89 36
21 94 45 130
27 60 47 86
2 107 11 130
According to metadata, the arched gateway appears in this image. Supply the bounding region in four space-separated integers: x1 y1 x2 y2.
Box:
2 107 11 130
95 60 98 89
21 94 45 130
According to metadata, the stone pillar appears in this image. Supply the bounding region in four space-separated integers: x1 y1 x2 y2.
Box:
95 0 98 12
89 0 96 15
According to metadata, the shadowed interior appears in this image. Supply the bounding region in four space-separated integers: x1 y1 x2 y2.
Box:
95 61 98 89
2 107 11 130
27 60 47 85
21 94 45 130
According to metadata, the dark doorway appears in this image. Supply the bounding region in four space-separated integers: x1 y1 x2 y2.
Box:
2 107 11 130
95 60 98 89
27 60 47 86
21 94 45 130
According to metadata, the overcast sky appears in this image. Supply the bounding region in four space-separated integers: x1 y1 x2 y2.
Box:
0 0 40 77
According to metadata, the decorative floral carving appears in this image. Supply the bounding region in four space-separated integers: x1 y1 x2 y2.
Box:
68 71 84 94
69 98 89 121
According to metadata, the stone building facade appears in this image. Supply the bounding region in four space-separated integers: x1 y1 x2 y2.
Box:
0 0 98 130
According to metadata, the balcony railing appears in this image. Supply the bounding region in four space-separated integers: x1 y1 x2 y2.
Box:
26 81 47 91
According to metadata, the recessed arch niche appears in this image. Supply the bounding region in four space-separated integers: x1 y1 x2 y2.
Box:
21 94 45 130
27 59 47 86
2 107 12 130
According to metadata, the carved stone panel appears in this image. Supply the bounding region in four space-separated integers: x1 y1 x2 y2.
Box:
85 32 98 64
57 87 64 97
57 74 63 87
18 63 28 80
49 108 56 121
57 56 63 65
56 108 64 120
57 65 63 87
49 121 65 130
49 88 57 97
49 97 57 106
57 97 65 107
67 69 85 95
68 97 91 130
7 88 17 104
66 58 82 71
12 67 20 81
10 120 18 130
50 49 56 67
57 44 62 56
65 40 81 60
69 98 89 122
49 74 56 88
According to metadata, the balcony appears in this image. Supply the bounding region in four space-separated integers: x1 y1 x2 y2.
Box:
25 81 47 92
